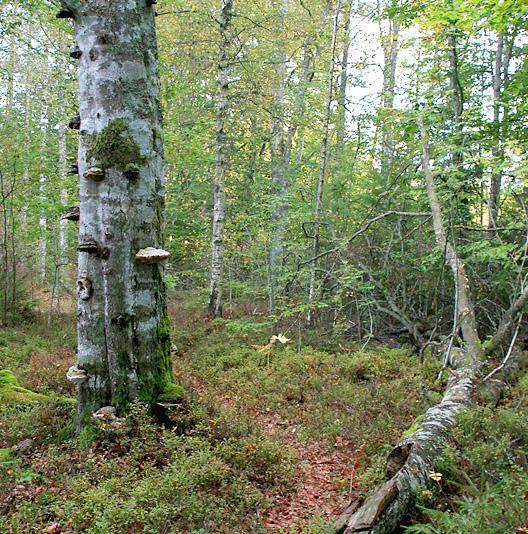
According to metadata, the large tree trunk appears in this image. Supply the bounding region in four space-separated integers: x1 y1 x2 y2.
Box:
67 0 174 424
307 0 341 322
209 0 233 318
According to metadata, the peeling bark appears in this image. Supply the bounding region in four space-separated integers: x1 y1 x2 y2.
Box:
339 362 479 534
72 0 173 424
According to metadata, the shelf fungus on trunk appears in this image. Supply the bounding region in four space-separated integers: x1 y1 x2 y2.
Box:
135 247 170 264
70 46 82 60
62 206 80 222
84 167 104 181
77 278 93 301
78 240 99 254
66 365 88 385
78 240 109 259
67 163 79 174
69 114 81 130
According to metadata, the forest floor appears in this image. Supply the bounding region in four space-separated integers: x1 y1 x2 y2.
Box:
0 291 527 533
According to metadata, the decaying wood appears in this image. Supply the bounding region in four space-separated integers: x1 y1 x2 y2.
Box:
339 360 480 534
338 113 487 533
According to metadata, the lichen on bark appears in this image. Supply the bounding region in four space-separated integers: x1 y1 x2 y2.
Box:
87 119 145 170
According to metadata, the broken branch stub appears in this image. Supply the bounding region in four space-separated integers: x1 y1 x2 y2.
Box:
56 8 75 19
62 206 80 222
77 278 93 301
67 163 79 175
135 247 170 264
68 114 81 130
70 47 82 60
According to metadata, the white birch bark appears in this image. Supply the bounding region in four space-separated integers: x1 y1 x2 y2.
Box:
66 0 174 423
307 0 341 322
209 0 233 317
340 112 484 534
488 32 512 231
38 175 47 282
58 123 69 279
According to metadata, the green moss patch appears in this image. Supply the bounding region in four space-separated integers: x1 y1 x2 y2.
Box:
157 383 184 402
0 448 13 462
87 119 145 170
0 370 48 404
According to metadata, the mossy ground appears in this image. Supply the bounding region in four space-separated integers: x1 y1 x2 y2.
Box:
4 292 508 533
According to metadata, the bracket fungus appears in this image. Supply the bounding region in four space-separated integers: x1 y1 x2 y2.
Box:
92 406 117 420
78 240 99 254
66 365 88 385
77 278 93 301
68 114 81 130
84 167 104 181
135 247 170 264
61 206 80 222
67 163 79 175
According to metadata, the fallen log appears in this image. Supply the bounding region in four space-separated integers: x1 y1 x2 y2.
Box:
336 112 527 533
336 361 479 534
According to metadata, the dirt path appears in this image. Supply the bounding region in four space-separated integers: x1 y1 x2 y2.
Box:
259 413 359 531
178 371 359 531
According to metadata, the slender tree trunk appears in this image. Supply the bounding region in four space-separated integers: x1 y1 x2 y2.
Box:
488 32 505 231
67 0 175 424
58 123 69 285
307 0 341 322
379 16 400 183
0 173 8 326
38 175 47 283
335 1 352 159
209 0 233 318
419 116 482 356
269 0 290 311
339 113 484 534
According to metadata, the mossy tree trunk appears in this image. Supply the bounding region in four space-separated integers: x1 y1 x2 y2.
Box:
65 0 175 425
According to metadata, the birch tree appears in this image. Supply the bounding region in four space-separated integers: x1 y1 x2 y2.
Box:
60 0 177 424
209 0 233 317
307 0 341 323
488 31 514 231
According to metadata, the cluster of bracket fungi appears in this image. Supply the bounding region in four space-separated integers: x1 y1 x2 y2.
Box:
58 0 169 313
